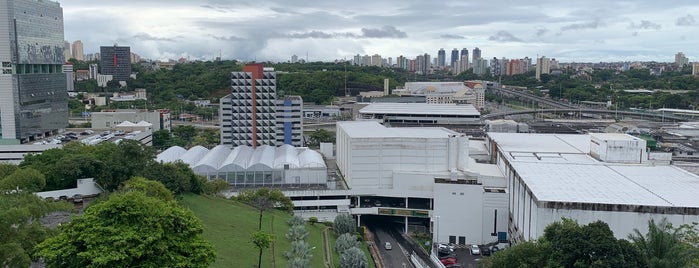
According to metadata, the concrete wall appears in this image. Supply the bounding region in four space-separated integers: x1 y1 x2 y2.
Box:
36 178 103 199
433 182 484 245
339 135 450 189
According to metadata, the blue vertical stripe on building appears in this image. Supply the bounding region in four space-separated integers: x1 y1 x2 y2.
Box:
284 99 292 145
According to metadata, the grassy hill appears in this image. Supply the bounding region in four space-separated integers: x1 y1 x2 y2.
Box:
181 194 356 268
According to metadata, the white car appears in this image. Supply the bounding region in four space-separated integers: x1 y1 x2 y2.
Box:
384 242 392 250
470 244 481 255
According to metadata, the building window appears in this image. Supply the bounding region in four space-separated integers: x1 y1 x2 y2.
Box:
449 236 456 244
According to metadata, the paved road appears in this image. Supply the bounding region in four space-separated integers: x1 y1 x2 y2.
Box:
372 226 412 268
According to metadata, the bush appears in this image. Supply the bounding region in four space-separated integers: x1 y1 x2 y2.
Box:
339 247 367 268
333 213 355 236
309 217 318 226
286 225 309 242
335 233 361 254
288 215 305 227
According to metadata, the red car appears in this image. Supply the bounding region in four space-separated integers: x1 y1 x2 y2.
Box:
441 257 457 266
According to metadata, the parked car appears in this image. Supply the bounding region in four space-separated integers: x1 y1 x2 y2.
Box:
481 246 491 256
438 247 453 257
441 257 457 266
72 194 84 203
470 244 480 255
384 242 392 250
491 245 500 253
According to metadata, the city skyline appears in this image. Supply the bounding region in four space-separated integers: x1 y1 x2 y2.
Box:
60 0 699 62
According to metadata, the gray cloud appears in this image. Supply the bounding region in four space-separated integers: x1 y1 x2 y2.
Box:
560 19 602 31
630 20 661 30
211 35 245 41
676 15 696 26
360 26 407 38
133 33 177 42
535 28 549 37
279 26 407 39
488 31 522 42
439 34 465 39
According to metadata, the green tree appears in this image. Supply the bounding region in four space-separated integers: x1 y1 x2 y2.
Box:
36 191 215 268
285 240 313 268
307 129 335 147
628 218 692 268
287 215 305 227
488 241 549 268
335 233 361 254
152 129 173 149
0 193 71 268
0 163 18 179
237 188 294 230
333 213 355 236
251 230 273 268
0 167 46 192
142 162 195 195
201 178 229 196
285 224 310 242
339 247 368 268
309 217 319 226
173 125 197 144
121 177 174 201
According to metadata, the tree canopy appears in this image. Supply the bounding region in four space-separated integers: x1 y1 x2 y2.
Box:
487 218 699 268
0 193 71 268
36 191 216 268
20 140 201 195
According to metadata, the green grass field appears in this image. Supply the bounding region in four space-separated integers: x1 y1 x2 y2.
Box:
181 194 373 268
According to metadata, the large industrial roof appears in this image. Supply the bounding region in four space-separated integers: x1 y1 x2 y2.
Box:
157 144 326 172
338 121 457 139
488 133 590 154
359 103 480 116
489 133 699 208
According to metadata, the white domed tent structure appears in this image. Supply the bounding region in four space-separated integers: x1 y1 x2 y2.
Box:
157 145 329 188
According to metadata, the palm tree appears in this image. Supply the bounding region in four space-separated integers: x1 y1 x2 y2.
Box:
628 218 691 268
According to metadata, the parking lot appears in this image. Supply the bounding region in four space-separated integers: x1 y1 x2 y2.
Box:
436 243 506 268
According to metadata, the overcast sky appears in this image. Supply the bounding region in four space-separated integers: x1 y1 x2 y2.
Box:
61 0 699 63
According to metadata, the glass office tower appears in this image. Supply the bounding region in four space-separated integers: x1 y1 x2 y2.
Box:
0 0 68 144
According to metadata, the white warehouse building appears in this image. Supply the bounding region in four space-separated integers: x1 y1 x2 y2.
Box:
486 132 699 243
337 121 507 245
157 144 328 187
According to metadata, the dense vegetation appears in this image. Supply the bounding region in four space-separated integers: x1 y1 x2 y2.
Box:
36 190 216 268
20 140 202 194
486 218 699 268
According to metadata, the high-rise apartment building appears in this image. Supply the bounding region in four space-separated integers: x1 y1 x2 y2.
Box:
472 58 489 75
221 64 277 147
71 40 84 61
275 95 303 147
450 48 459 69
100 45 131 81
291 54 298 63
675 52 689 68
693 63 699 76
490 57 506 76
505 58 532 76
437 48 446 68
353 54 361 66
472 47 481 63
535 56 551 81
460 48 469 70
63 41 71 61
0 0 68 144
371 54 382 67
